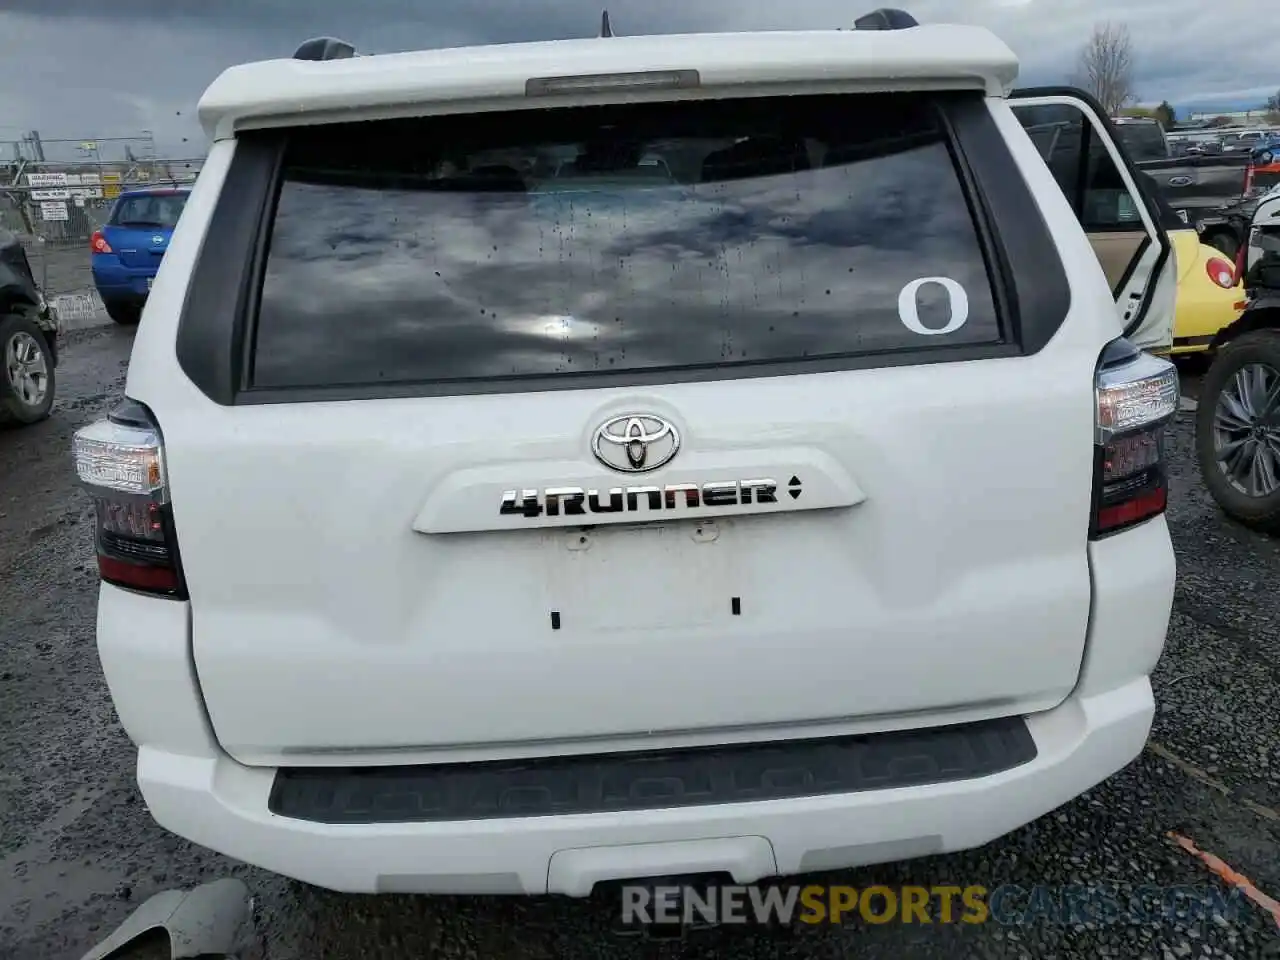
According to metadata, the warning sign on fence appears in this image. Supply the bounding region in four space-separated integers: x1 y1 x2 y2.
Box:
26 172 68 188
101 173 122 199
31 189 70 201
39 201 69 221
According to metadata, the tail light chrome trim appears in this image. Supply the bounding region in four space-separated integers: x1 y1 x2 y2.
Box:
72 399 187 598
1091 341 1179 539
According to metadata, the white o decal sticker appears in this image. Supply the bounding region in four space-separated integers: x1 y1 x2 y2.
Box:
897 277 970 336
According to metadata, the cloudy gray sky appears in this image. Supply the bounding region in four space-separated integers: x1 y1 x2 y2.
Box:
1 0 1273 160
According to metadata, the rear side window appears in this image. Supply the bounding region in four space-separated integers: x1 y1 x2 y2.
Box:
249 93 1004 391
1114 122 1168 163
110 194 187 228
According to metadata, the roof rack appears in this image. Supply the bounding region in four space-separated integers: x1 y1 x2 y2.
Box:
853 8 919 30
293 37 358 61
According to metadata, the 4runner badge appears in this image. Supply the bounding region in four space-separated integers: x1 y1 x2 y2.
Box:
499 479 786 518
592 414 679 473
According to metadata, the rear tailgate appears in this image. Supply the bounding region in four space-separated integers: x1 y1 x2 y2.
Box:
163 91 1102 764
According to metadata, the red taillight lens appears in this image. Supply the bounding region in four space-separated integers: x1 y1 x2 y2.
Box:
1091 343 1179 538
72 400 186 598
1233 241 1248 288
91 230 112 254
1206 256 1236 288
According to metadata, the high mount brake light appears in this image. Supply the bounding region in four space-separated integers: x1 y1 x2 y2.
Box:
72 400 187 598
1091 341 1179 538
525 70 700 97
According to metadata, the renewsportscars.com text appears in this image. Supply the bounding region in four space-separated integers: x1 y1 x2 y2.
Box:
620 883 1249 927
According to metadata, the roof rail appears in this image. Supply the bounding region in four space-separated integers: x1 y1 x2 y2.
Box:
853 8 919 30
293 37 358 61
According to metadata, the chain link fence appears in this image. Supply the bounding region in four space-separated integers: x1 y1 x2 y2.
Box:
0 192 113 245
0 161 202 324
1 160 203 247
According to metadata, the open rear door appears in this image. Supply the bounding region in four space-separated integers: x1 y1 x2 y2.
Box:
1011 87 1176 353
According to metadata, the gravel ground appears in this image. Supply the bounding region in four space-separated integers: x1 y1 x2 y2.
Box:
0 312 1277 959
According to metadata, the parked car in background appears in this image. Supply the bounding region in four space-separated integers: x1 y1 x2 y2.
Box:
1251 134 1280 166
90 187 190 326
1132 152 1254 255
1221 130 1267 154
1184 134 1224 156
1161 206 1246 357
1253 153 1280 197
0 227 59 427
1194 188 1280 531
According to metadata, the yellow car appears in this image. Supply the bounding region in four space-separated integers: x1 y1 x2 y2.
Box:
1168 227 1246 356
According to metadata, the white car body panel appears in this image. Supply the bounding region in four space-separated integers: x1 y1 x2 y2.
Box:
198 28 1019 140
127 103 1129 761
1246 193 1280 277
99 514 1173 894
98 24 1177 895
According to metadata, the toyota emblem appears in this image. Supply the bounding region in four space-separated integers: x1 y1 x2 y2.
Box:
152 235 164 244
592 414 680 473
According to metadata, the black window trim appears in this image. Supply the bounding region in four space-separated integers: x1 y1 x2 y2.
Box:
176 92 1072 407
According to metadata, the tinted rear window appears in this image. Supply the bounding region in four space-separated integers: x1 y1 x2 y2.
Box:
110 194 187 228
250 93 1003 391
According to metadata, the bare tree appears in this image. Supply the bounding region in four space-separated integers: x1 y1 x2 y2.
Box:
1072 22 1137 116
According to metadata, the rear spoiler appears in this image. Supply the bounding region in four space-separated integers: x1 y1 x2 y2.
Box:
294 6 920 59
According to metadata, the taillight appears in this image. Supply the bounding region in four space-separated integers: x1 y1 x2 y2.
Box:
1233 240 1248 288
1206 256 1236 288
91 230 112 254
1091 341 1179 539
72 399 186 598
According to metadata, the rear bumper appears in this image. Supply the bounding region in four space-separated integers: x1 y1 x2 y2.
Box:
91 254 155 301
132 677 1153 895
97 518 1174 896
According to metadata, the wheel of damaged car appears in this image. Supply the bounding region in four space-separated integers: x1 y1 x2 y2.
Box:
0 313 55 427
1195 329 1280 533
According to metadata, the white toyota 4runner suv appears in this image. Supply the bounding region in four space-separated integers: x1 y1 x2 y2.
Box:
75 10 1179 896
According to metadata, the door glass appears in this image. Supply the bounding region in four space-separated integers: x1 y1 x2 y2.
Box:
1012 102 1152 293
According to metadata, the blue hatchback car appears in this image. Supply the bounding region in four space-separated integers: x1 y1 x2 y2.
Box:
90 187 190 325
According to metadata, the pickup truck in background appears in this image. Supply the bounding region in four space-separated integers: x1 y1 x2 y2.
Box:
1136 154 1256 258
1111 117 1256 257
